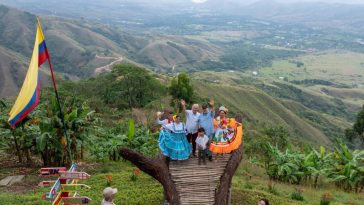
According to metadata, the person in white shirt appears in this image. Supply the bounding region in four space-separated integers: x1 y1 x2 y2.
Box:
101 187 117 205
181 99 200 157
163 115 185 132
156 110 173 126
195 127 209 165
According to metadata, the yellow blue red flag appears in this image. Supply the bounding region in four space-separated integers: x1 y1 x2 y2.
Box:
8 18 50 128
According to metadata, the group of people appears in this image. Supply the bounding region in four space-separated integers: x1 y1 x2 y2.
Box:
157 99 243 164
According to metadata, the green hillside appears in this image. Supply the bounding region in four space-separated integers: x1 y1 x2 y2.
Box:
259 51 364 108
0 2 363 205
1 65 363 205
191 71 355 147
193 81 331 146
0 5 222 97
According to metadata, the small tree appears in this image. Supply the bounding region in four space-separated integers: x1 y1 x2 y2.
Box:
353 105 364 139
112 64 165 109
169 72 194 104
346 105 364 142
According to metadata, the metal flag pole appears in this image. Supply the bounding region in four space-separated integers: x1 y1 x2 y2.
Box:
37 17 73 164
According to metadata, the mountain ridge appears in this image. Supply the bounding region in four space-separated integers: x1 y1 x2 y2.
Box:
0 5 220 96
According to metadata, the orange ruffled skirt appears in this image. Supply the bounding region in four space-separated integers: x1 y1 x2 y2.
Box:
209 118 243 154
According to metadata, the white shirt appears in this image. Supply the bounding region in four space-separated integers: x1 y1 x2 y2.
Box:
195 134 209 150
185 110 200 134
156 119 170 126
164 122 185 132
101 199 115 205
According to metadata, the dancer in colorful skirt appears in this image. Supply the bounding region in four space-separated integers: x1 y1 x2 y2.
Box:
209 106 243 156
158 115 192 160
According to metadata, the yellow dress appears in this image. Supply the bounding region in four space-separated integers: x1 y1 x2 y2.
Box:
209 117 243 154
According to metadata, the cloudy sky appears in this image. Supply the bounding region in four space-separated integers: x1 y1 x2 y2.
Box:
277 0 364 3
190 0 364 4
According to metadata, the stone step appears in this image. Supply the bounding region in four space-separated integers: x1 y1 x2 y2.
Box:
0 175 25 186
0 176 13 186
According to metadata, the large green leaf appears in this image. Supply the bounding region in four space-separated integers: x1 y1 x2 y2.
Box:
128 119 135 142
36 133 50 151
65 109 78 122
320 146 325 159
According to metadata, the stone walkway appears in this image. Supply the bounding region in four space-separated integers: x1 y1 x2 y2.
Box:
0 175 25 186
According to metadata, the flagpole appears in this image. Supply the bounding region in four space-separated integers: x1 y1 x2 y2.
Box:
37 17 73 164
46 57 73 164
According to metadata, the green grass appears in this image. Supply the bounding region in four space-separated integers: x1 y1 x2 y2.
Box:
259 50 364 84
258 50 364 110
1 160 363 205
0 161 163 205
232 161 364 205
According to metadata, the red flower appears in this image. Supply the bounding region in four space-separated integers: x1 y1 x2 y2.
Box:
106 175 113 182
133 168 141 175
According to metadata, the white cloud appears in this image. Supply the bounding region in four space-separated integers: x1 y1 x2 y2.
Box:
191 0 208 4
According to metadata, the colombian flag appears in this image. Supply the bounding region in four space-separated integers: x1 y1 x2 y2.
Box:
8 18 50 128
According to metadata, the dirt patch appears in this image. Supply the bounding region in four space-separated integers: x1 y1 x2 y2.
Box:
0 153 43 193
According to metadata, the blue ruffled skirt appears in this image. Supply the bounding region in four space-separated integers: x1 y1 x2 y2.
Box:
158 130 192 160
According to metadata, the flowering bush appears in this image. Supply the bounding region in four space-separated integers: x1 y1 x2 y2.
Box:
106 175 113 186
130 168 141 181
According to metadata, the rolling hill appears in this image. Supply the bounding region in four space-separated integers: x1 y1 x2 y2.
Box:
0 4 362 147
137 38 220 72
191 71 357 146
0 5 220 97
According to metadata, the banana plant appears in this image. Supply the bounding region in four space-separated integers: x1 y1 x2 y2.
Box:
304 146 333 188
265 144 304 184
327 142 364 192
61 97 96 160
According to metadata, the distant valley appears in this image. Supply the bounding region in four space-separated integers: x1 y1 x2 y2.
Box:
0 1 364 147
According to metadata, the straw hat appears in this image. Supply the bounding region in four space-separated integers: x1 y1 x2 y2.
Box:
103 187 118 198
219 106 228 113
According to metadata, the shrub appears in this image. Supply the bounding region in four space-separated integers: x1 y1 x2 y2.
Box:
267 180 279 195
244 182 253 189
130 168 141 181
291 188 304 201
320 192 332 205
